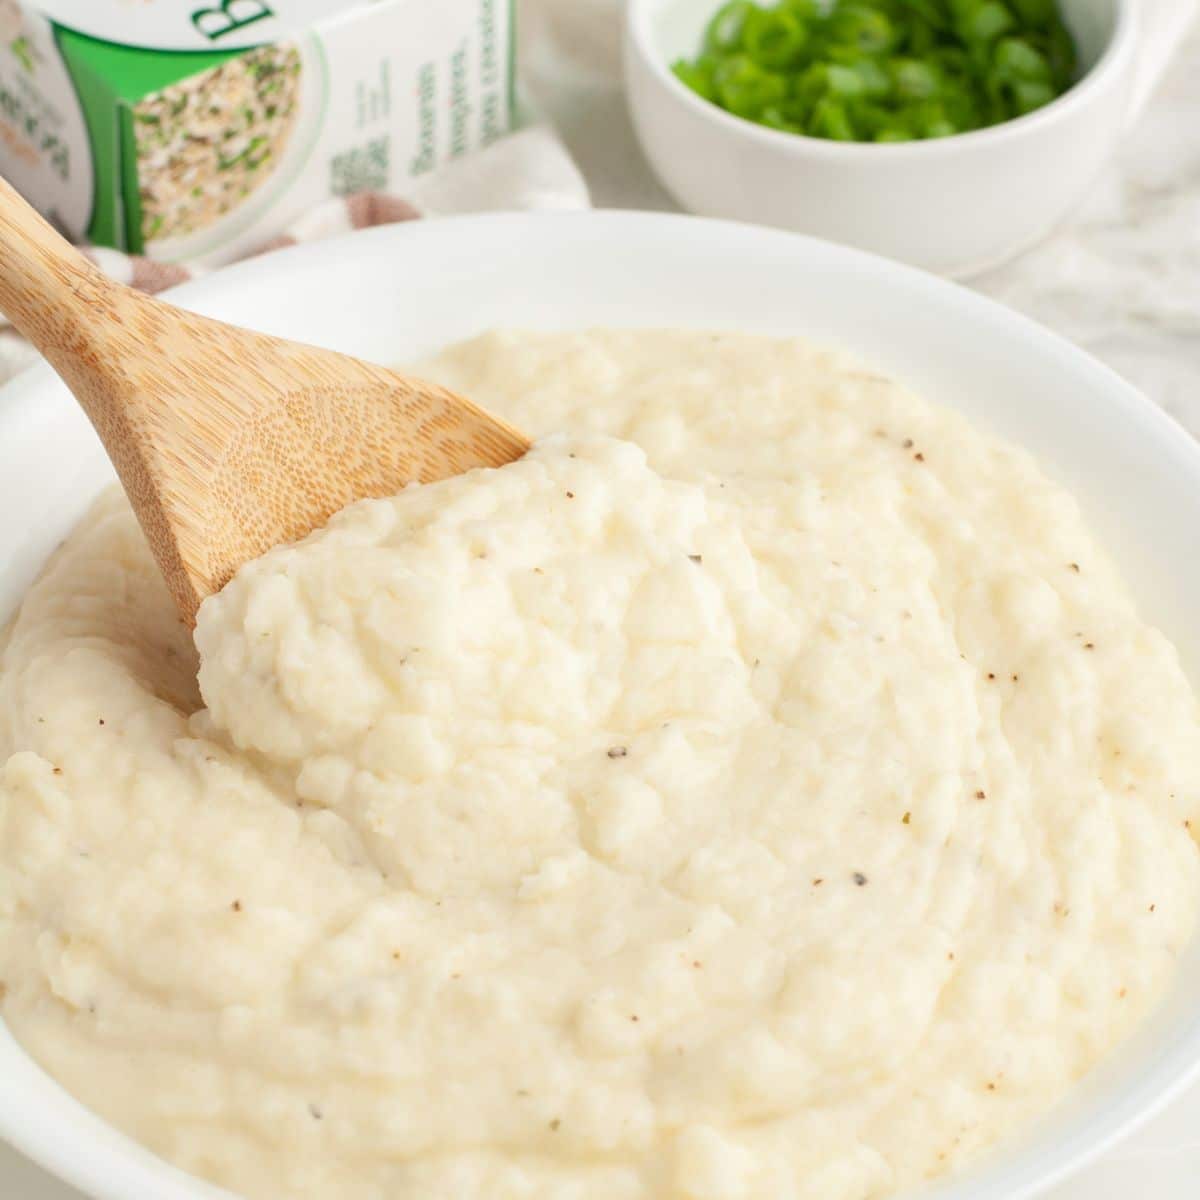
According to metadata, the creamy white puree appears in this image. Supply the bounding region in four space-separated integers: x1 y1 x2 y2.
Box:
2 330 1199 1200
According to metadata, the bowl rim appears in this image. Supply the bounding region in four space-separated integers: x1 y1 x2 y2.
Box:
2 209 1200 1200
625 0 1137 156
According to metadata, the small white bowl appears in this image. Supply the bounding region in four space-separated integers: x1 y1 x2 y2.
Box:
626 0 1149 277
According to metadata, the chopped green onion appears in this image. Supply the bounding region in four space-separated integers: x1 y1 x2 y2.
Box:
826 63 867 97
992 37 1052 80
1011 77 1056 114
904 0 951 31
705 0 756 55
759 103 805 132
959 2 1016 43
795 62 835 104
827 4 895 55
850 57 891 99
672 57 719 103
891 58 941 100
714 54 788 117
907 16 938 55
1046 22 1079 86
673 0 1080 143
809 96 856 140
924 116 959 137
1011 0 1057 25
743 7 809 69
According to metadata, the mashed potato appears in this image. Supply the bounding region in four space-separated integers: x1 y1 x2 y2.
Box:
1 330 1199 1200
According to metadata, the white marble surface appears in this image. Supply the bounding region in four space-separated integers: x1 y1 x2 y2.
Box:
5 2 1200 1196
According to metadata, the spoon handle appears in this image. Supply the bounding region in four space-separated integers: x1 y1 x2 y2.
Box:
0 174 124 389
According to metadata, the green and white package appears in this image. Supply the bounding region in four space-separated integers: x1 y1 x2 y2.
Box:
0 0 515 264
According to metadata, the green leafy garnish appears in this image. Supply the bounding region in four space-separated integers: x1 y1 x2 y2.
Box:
670 0 1080 143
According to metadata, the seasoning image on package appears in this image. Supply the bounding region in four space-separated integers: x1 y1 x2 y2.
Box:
133 43 304 243
0 1 516 265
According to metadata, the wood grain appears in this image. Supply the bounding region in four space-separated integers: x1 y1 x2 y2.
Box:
0 176 530 624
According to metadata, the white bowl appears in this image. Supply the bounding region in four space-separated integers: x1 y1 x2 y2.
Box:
625 0 1148 277
2 212 1200 1200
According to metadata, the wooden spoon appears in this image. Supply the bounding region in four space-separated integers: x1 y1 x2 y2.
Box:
0 176 530 624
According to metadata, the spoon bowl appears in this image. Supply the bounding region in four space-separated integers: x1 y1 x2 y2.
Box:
0 176 529 622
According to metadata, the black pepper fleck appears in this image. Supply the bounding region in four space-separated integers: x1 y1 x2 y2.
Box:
853 872 868 886
688 554 702 563
549 1119 561 1132
607 746 628 759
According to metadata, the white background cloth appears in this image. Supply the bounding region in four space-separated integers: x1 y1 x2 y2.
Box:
4 1 1200 1195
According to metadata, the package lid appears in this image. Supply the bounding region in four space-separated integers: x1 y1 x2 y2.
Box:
31 1 367 52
